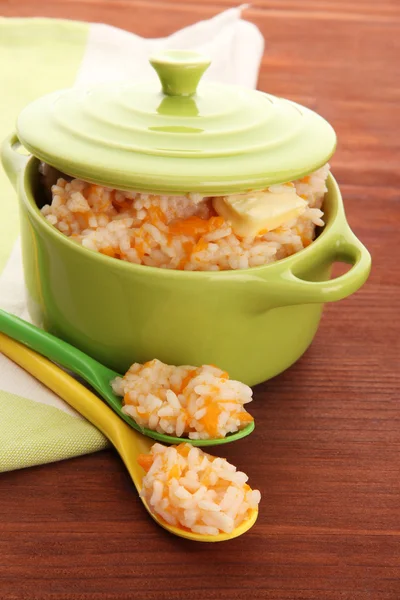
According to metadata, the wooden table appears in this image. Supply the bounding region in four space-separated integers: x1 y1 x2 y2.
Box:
1 1 399 599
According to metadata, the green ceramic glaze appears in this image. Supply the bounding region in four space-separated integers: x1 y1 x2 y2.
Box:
15 51 336 194
0 308 254 446
1 135 370 386
149 50 211 96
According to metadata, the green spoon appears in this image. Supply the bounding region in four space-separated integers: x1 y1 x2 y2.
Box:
0 309 255 446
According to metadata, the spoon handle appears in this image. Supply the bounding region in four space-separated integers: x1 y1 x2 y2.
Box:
0 332 149 491
0 309 116 388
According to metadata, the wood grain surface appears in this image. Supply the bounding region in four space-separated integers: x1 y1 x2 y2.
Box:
0 1 399 599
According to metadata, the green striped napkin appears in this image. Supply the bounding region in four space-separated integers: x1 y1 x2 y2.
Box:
0 12 264 472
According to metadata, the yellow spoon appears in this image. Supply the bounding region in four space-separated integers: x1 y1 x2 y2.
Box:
0 333 258 542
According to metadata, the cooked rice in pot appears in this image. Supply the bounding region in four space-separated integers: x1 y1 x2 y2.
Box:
111 360 253 439
40 164 329 271
138 442 261 534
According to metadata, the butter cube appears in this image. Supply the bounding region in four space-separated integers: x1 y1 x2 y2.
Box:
213 189 307 238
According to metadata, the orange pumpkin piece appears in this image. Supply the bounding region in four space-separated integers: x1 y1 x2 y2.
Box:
235 412 254 423
135 240 146 258
208 216 225 231
200 401 222 438
99 246 116 258
176 443 191 458
148 206 167 225
168 216 210 238
169 465 181 479
179 369 198 393
123 392 133 406
301 236 312 247
192 237 208 253
137 454 154 472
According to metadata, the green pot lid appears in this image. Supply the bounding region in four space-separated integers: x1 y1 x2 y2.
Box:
17 50 336 195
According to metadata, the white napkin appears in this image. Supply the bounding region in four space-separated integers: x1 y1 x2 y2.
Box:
75 6 264 88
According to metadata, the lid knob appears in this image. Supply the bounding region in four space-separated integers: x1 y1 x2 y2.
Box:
149 50 211 97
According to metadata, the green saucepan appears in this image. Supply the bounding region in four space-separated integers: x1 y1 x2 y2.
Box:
1 51 371 385
1 134 370 386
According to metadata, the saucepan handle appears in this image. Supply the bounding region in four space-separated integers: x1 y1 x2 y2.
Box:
1 133 30 190
271 221 371 306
